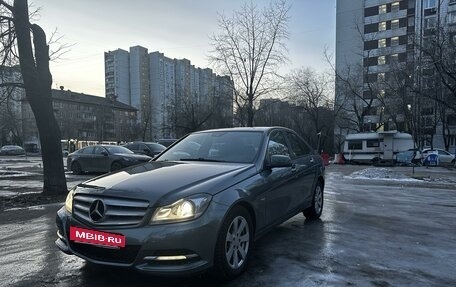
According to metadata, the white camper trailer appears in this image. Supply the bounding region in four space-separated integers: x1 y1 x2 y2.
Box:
343 131 414 164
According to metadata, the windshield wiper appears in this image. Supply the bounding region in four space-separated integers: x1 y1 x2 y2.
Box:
179 157 227 163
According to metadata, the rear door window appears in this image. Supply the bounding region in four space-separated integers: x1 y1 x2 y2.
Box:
93 146 106 155
81 147 94 154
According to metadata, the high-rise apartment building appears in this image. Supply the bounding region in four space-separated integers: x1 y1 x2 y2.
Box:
336 0 456 151
129 46 149 120
105 49 130 104
149 51 176 139
105 46 234 140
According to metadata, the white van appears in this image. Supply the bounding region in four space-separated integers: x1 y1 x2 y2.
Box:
343 131 414 164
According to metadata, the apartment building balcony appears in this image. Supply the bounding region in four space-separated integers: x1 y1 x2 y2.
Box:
365 9 407 24
365 27 407 41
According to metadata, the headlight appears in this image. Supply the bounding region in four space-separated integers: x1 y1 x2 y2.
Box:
65 189 74 213
150 194 212 224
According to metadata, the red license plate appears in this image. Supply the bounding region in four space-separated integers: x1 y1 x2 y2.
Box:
69 226 125 248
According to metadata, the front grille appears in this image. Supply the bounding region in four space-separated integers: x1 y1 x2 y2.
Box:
73 194 149 227
69 241 140 264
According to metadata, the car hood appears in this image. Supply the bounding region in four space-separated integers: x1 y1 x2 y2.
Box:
76 161 256 206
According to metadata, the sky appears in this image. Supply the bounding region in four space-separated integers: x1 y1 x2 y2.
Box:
34 0 336 97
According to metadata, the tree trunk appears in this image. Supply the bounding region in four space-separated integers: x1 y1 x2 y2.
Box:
13 0 67 195
247 93 254 127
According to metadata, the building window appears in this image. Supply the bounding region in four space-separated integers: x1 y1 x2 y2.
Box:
379 21 387 31
423 0 436 9
378 56 386 65
379 4 387 14
449 11 456 25
390 54 399 62
391 36 399 46
378 72 386 81
391 2 400 12
391 19 400 29
422 36 434 48
379 90 385 98
424 16 437 29
379 38 387 47
408 16 415 27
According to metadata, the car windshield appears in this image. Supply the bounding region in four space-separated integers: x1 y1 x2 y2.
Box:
156 131 264 163
145 143 166 152
105 146 134 154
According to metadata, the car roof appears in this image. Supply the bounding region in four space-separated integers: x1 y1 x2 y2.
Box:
125 141 163 145
82 145 123 148
193 126 287 134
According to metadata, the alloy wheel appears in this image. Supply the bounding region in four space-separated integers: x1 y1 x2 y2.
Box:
225 216 250 270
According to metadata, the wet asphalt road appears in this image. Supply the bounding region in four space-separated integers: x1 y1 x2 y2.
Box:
0 166 455 287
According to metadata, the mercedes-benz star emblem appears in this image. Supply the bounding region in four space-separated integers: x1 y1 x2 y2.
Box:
89 199 105 222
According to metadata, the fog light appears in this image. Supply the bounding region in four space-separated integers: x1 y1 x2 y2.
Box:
143 254 198 261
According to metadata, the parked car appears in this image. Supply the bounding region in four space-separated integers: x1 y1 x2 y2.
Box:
123 141 166 157
421 148 455 166
56 127 325 279
0 145 26 156
157 138 177 147
395 148 422 166
67 145 151 174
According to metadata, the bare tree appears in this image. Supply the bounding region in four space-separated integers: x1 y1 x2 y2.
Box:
255 98 335 152
0 0 67 195
168 89 215 138
0 70 23 145
414 19 456 150
287 68 334 150
209 0 290 127
140 105 152 141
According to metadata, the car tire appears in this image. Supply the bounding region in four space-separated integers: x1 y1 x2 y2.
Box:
214 206 253 280
110 161 123 172
71 162 82 175
303 181 324 220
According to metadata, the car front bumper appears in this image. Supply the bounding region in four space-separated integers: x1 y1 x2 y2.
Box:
55 201 228 275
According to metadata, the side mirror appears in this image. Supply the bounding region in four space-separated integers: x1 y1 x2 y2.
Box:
144 149 150 155
267 155 292 169
101 151 108 156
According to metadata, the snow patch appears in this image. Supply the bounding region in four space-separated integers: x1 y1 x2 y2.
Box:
345 168 421 182
0 170 41 178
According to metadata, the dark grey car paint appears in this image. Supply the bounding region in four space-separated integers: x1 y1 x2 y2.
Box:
56 127 325 275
